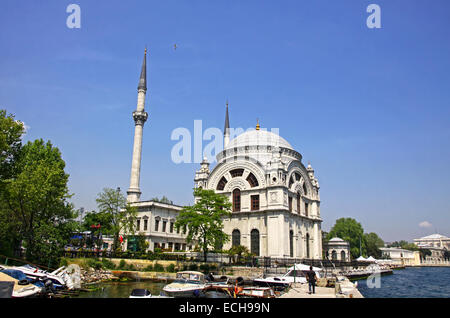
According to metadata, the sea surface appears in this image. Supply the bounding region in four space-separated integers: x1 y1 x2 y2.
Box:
75 267 450 298
357 266 450 298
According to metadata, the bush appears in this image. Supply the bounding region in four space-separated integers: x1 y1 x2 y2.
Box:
166 264 176 273
118 259 127 270
126 263 136 271
86 258 103 270
199 264 210 273
188 263 198 271
153 262 164 272
101 258 116 270
143 264 153 272
59 258 68 267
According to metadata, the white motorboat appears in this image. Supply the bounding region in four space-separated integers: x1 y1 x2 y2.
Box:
0 270 43 298
13 265 74 289
253 263 323 290
129 289 172 298
236 286 276 298
162 271 207 298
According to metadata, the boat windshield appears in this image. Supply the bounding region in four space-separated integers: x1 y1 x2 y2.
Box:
175 273 205 284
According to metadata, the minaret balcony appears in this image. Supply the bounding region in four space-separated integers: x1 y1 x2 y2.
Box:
133 111 148 125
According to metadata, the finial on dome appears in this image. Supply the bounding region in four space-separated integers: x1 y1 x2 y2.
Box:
256 118 260 131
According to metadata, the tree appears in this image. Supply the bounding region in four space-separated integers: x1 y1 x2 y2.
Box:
0 110 25 256
0 139 76 266
175 188 232 262
327 218 365 259
0 109 24 183
228 245 250 264
95 188 137 251
364 232 384 258
388 240 419 251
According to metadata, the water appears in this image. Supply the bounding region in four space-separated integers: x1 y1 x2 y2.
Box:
75 267 450 298
76 281 167 298
357 267 450 298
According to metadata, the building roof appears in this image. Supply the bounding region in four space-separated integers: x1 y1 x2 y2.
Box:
227 129 293 150
329 237 345 242
417 234 449 240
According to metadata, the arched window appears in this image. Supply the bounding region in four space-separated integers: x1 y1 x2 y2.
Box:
232 229 241 247
233 189 241 212
251 229 260 256
306 233 310 259
217 176 228 190
303 183 308 196
296 193 301 214
246 173 259 187
289 231 294 257
341 251 346 261
332 250 337 261
230 169 244 178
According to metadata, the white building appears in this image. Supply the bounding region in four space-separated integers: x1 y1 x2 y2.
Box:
194 107 323 259
323 237 351 262
414 234 449 263
379 247 421 266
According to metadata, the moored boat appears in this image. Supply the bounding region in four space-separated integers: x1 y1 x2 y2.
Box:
162 271 207 298
0 270 43 298
253 263 323 290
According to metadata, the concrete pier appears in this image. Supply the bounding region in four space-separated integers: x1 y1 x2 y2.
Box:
280 279 364 298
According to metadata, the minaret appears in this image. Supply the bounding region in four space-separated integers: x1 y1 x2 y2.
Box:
223 100 230 148
127 49 149 203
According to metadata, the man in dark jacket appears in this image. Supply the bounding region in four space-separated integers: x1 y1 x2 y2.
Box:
305 266 318 294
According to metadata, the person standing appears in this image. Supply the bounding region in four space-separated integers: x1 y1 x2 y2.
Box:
306 266 318 294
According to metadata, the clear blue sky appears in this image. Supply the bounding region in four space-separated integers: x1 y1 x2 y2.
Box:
1 0 449 242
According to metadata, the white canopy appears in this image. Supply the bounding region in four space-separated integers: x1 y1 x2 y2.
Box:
288 263 322 272
366 256 377 262
356 256 367 262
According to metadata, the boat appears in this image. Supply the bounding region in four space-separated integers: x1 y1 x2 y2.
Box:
236 286 276 298
253 263 323 290
8 265 74 289
0 270 43 298
129 289 152 298
162 271 207 298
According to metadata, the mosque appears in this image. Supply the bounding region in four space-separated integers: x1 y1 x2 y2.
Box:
125 50 323 259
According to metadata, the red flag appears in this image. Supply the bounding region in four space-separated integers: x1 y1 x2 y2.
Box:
119 235 123 243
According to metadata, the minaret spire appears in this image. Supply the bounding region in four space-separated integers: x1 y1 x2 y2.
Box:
138 48 147 91
128 49 149 202
223 99 230 148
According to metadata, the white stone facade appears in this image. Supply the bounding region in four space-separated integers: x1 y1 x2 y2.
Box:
126 201 192 252
323 237 351 261
194 128 323 259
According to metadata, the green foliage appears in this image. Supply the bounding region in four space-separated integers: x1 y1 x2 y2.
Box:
388 240 419 251
0 137 76 267
166 263 176 273
118 259 127 269
96 188 137 251
327 218 365 259
188 263 198 271
175 188 232 262
228 245 251 264
0 109 24 182
101 258 116 269
153 262 164 272
199 264 210 273
150 196 173 204
86 258 103 270
143 264 153 272
364 232 385 259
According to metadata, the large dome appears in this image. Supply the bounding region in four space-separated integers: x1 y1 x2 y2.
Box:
226 129 293 150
